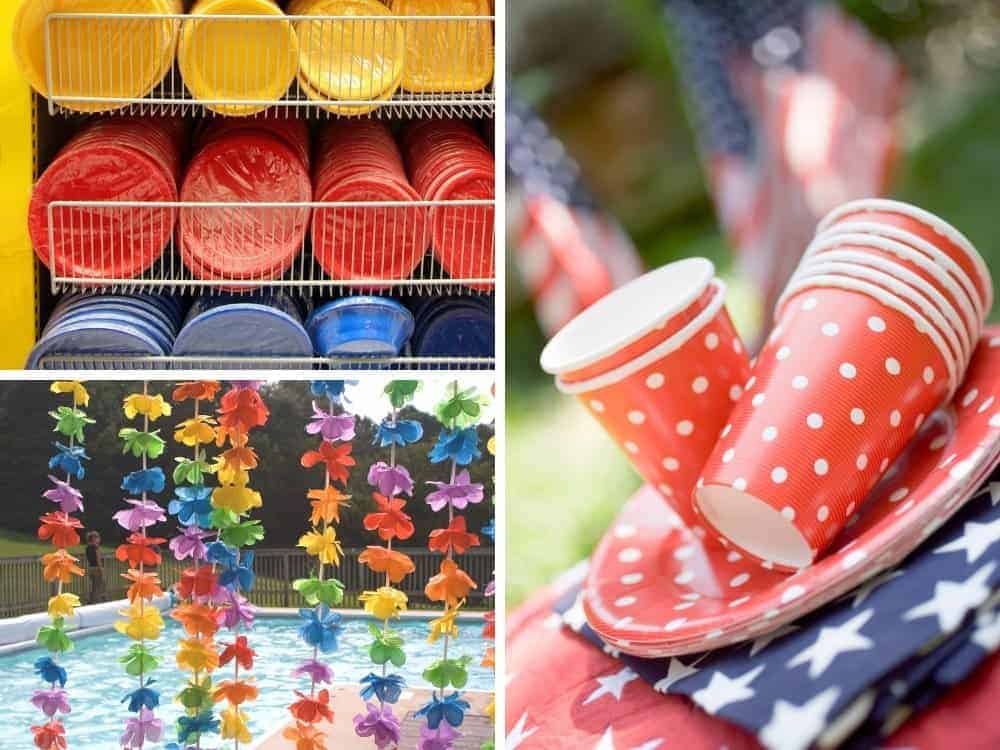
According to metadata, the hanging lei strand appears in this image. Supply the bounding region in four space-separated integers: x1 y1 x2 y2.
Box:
32 381 93 750
416 382 485 750
114 384 172 750
207 382 270 750
480 422 497 750
167 381 223 750
354 380 424 749
284 381 354 750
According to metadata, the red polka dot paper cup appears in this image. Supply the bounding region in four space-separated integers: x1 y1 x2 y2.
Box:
696 278 954 569
542 264 751 528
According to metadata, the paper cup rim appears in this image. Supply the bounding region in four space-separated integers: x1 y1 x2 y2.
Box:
540 258 716 375
553 281 728 394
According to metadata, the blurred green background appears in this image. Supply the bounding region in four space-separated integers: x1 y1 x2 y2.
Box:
506 0 1000 608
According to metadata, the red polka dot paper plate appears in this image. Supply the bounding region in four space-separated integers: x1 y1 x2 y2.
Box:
581 328 1000 657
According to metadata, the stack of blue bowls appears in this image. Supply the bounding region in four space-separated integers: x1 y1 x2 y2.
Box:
172 292 313 360
409 294 494 357
307 297 416 359
27 294 184 369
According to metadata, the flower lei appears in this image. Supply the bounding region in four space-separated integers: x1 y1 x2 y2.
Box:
416 382 485 750
32 381 93 750
209 382 270 749
352 380 424 749
480 429 497 750
283 381 353 750
114 384 172 749
167 381 223 750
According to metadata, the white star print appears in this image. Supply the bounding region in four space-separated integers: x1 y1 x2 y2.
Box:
507 712 538 750
786 609 875 678
592 727 665 750
935 517 1000 563
749 623 798 657
759 687 841 750
973 608 1000 651
691 665 764 714
542 612 563 629
653 657 700 693
582 667 639 705
903 562 996 633
850 569 904 607
563 593 589 632
630 740 665 750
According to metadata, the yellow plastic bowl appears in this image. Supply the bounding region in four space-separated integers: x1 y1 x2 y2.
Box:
290 0 404 109
391 0 493 93
13 0 182 113
296 59 403 117
179 0 299 117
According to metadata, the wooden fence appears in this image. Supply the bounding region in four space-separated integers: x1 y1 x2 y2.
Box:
0 548 494 618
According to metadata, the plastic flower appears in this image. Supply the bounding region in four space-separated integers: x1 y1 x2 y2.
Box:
31 688 71 717
115 604 165 641
34 657 67 687
418 722 462 750
216 588 256 630
310 380 353 403
300 441 356 483
169 485 214 528
123 393 172 421
307 486 351 526
178 637 221 673
367 462 414 497
483 610 495 639
429 428 481 466
374 419 424 448
217 444 259 475
291 658 333 684
173 603 221 638
425 470 484 511
48 406 95 443
298 526 342 565
42 477 83 514
358 546 415 584
369 624 406 667
481 519 495 541
48 443 89 479
293 576 345 607
307 402 356 442
384 380 419 408
173 457 213 486
428 602 463 644
113 498 167 532
121 681 160 712
219 636 255 670
177 676 213 713
115 533 165 567
178 565 220 600
359 587 408 621
118 428 166 459
170 526 212 561
51 381 89 407
120 643 160 677
220 550 255 592
220 706 252 744
173 381 221 402
37 512 83 548
424 656 473 690
120 706 163 747
360 672 406 704
298 606 342 653
174 415 217 447
176 711 219 744
289 689 334 724
283 721 327 750
425 559 477 606
41 550 84 583
206 540 238 568
212 478 263 515
122 467 166 495
37 618 72 654
220 519 265 548
31 719 67 750
415 691 471 729
47 593 80 619
218 387 270 433
213 679 259 706
436 386 482 425
354 702 402 749
428 516 481 555
123 569 163 603
364 493 415 541
482 646 495 669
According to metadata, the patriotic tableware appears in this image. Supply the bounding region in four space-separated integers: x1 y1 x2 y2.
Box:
544 263 751 529
697 278 957 569
581 328 1000 656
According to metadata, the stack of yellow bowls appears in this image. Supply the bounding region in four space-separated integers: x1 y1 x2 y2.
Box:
13 0 182 113
391 0 494 93
289 0 405 115
179 0 299 116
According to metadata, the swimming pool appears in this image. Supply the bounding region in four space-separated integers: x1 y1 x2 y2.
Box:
0 614 492 749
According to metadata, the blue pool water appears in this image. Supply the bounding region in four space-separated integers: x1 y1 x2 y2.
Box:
0 614 492 749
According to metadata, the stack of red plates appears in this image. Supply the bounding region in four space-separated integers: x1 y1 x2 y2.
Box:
29 117 186 280
179 115 312 289
402 119 495 290
311 120 429 286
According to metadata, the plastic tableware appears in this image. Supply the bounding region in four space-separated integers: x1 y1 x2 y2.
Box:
52 295 180 332
44 311 175 354
173 294 312 357
307 297 415 357
410 297 494 357
195 114 311 169
46 303 178 347
54 293 186 330
582 328 1000 656
27 320 166 369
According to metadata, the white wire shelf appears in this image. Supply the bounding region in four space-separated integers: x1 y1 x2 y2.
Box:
40 12 495 119
43 199 496 296
31 354 496 371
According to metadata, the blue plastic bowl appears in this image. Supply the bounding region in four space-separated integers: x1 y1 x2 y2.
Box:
173 293 312 358
307 297 415 357
411 302 494 357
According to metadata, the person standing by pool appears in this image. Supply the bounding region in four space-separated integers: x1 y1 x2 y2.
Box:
85 530 105 604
